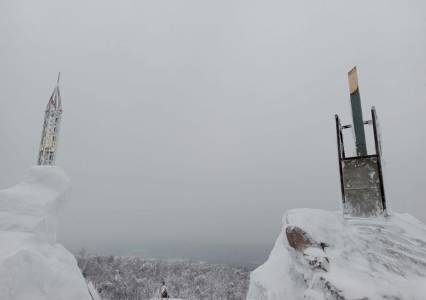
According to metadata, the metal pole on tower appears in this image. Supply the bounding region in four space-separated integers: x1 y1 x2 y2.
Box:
348 66 367 156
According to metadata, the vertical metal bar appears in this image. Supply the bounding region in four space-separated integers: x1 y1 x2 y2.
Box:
335 114 346 204
348 67 368 156
340 126 346 159
371 107 387 211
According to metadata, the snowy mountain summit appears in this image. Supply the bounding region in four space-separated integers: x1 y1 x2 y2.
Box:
0 167 93 300
247 208 426 300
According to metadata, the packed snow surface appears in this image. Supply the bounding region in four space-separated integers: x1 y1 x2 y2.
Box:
247 208 426 300
0 167 93 300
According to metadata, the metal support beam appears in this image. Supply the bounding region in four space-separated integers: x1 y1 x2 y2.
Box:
348 67 367 156
335 115 345 204
371 107 387 211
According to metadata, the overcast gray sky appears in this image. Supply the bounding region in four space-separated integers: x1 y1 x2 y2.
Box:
1 0 425 261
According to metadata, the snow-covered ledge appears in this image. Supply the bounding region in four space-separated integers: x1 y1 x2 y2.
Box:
0 166 93 300
247 208 426 300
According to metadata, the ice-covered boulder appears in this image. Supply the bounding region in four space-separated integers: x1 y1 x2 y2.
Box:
0 166 93 300
247 208 426 300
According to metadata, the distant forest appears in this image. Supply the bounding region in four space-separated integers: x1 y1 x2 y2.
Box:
77 253 250 300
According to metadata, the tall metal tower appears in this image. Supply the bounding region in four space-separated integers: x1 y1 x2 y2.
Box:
38 73 62 166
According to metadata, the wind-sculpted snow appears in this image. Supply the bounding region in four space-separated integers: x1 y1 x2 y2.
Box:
0 166 70 240
247 209 426 300
0 167 93 300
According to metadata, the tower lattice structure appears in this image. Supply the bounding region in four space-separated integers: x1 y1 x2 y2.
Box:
38 74 62 166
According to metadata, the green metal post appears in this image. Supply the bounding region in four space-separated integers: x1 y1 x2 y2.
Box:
348 66 367 156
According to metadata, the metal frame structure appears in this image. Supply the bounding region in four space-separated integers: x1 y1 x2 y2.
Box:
335 106 387 214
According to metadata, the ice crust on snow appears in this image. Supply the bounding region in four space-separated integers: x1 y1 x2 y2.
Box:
247 208 426 300
0 166 93 300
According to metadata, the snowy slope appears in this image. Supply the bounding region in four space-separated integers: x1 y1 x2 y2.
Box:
0 166 94 300
247 209 426 300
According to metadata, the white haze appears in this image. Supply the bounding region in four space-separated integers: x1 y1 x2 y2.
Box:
1 0 425 262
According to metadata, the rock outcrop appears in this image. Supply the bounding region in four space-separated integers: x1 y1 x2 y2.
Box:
247 208 426 300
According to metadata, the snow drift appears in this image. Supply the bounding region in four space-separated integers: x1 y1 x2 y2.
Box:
0 166 93 300
247 208 426 300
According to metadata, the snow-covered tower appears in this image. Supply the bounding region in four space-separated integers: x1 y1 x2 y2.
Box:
38 74 62 166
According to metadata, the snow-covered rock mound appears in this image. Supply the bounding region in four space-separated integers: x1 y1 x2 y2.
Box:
0 166 93 300
247 208 426 300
